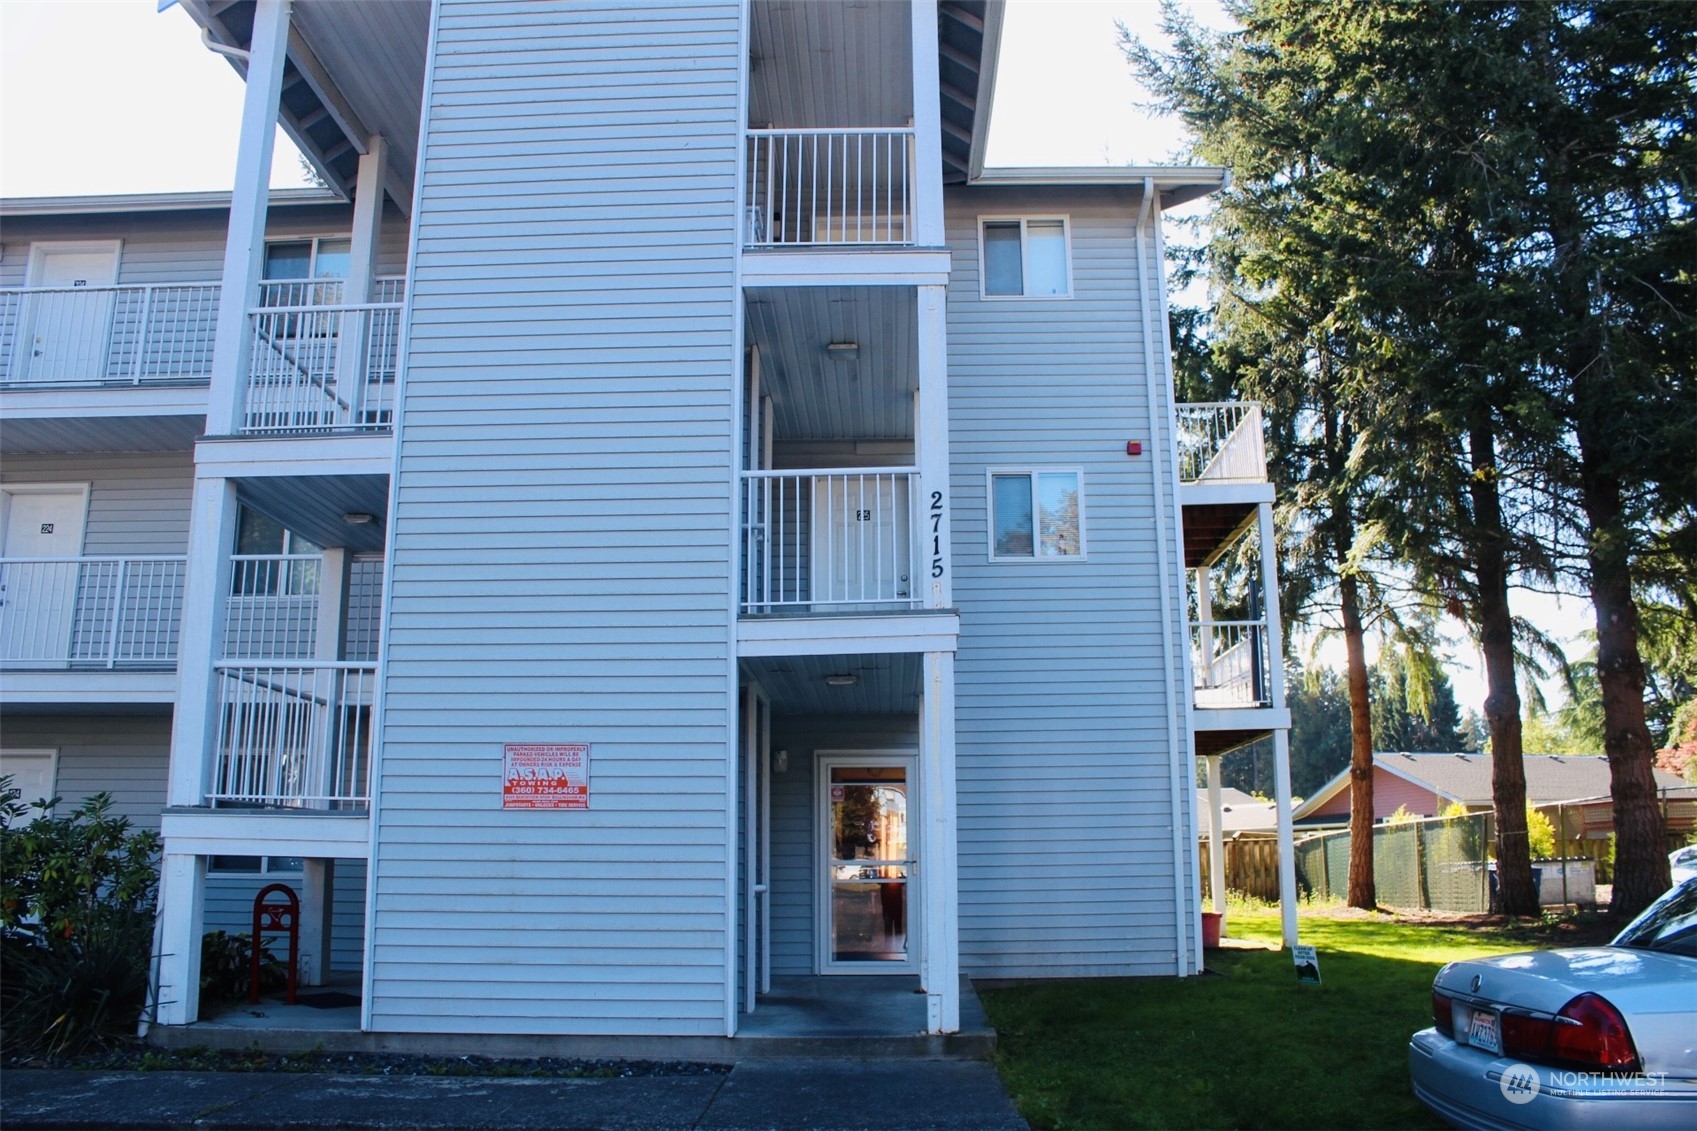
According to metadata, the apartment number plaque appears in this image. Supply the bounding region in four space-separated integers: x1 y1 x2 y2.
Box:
502 743 590 810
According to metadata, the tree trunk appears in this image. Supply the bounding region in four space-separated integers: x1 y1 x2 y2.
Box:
1549 202 1672 921
1340 572 1376 910
1469 419 1538 917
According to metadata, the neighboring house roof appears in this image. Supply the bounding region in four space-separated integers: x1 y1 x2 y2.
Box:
1293 752 1690 824
1196 787 1279 836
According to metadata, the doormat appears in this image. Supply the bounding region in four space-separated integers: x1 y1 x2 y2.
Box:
294 992 361 1009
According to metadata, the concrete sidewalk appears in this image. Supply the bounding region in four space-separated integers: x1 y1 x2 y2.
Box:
0 1058 1029 1131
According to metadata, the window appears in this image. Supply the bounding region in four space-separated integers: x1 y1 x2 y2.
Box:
980 217 1070 298
231 506 320 596
207 856 304 875
989 470 1084 560
263 237 351 282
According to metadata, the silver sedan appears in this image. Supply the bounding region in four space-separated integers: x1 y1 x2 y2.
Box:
1409 876 1697 1130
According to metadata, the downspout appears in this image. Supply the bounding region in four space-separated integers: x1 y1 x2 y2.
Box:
1137 178 1191 974
201 28 251 63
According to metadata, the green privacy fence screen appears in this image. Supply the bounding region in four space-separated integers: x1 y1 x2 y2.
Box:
1295 812 1494 913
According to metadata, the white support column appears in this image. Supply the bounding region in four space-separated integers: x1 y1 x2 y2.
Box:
919 650 960 1034
1273 729 1299 949
167 477 241 807
1256 501 1299 948
345 136 387 306
204 0 293 436
910 0 945 246
299 859 335 987
916 284 952 610
297 545 349 985
1206 754 1226 915
1196 564 1214 688
151 853 207 1027
338 136 387 419
741 683 758 1014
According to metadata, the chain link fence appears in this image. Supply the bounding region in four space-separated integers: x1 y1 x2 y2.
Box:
1296 812 1495 913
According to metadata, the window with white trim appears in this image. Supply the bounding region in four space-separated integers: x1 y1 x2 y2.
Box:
980 217 1071 297
207 856 304 875
989 470 1084 560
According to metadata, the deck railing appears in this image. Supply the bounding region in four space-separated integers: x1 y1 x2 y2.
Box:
241 300 402 434
209 662 375 809
1191 619 1271 708
741 468 920 615
0 283 221 385
0 556 186 667
1176 402 1267 484
745 128 916 247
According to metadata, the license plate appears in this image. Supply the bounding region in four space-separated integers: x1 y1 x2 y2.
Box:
1467 1008 1502 1055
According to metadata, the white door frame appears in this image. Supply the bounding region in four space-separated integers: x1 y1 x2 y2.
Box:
0 747 60 824
0 482 92 556
815 749 920 974
18 242 123 381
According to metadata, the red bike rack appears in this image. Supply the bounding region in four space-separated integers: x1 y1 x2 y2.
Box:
250 882 300 1004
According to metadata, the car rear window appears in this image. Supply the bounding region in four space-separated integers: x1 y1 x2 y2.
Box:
1613 880 1697 957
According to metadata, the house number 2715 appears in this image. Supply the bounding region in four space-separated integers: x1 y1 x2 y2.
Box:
929 491 946 579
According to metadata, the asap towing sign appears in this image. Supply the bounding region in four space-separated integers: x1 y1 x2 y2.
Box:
502 743 590 810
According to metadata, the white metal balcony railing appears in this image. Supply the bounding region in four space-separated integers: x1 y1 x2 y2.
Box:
0 556 186 667
1176 402 1267 484
209 662 375 809
741 469 920 615
1191 619 1271 708
745 128 916 247
242 300 402 434
0 283 221 385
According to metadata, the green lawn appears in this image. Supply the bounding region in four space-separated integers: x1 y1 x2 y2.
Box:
981 905 1616 1131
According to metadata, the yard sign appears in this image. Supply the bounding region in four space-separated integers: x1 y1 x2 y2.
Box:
1292 943 1321 985
502 743 589 809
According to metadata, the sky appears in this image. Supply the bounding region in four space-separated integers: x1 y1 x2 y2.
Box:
0 0 1591 725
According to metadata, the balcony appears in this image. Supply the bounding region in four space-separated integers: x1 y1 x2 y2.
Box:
240 279 403 435
0 283 220 386
741 469 921 616
745 129 916 248
1176 402 1266 484
1191 619 1271 709
208 662 375 810
0 556 186 668
208 553 382 810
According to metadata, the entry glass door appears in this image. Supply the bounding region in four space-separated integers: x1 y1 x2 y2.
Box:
822 760 914 970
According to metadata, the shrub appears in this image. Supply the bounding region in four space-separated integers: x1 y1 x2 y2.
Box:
1526 806 1557 861
199 930 286 1017
0 779 160 1055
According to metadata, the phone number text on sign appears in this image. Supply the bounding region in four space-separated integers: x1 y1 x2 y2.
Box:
502 743 590 810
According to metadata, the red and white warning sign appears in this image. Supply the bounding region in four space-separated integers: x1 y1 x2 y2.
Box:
502 743 589 810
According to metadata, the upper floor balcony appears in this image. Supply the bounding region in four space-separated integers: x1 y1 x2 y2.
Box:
0 282 220 387
746 128 916 249
0 554 186 669
1176 402 1267 486
0 277 404 439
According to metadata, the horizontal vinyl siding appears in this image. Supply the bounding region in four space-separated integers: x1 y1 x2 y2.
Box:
1 453 193 554
0 712 171 829
0 205 407 289
945 186 1190 977
369 0 741 1036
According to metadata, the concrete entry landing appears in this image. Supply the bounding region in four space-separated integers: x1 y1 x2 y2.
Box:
148 975 997 1061
737 975 996 1058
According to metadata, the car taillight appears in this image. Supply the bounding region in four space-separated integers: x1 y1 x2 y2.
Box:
1550 993 1640 1074
1500 1011 1554 1061
1432 990 1454 1036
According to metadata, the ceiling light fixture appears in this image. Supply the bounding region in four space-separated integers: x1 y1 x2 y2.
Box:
342 512 377 525
824 673 859 687
826 341 859 360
